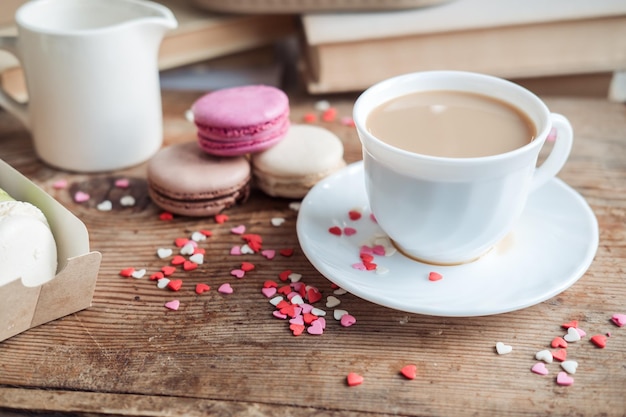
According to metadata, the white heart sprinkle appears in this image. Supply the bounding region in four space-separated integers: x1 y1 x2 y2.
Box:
561 360 578 374
375 265 390 274
191 231 206 242
288 202 301 211
564 327 581 342
241 244 254 254
311 307 326 316
189 253 204 264
495 342 513 355
131 269 146 279
96 200 112 211
333 288 348 295
333 309 348 320
326 296 341 308
271 217 285 227
288 273 302 283
157 278 170 289
535 349 553 363
290 295 304 305
157 248 173 259
269 296 283 306
180 243 195 256
120 195 136 207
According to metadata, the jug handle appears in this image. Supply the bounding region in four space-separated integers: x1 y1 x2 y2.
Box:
0 36 29 128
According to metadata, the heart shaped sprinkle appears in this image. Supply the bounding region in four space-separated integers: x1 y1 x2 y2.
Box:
590 334 607 348
290 323 305 336
195 283 210 294
230 246 242 255
183 261 198 271
552 349 567 362
535 350 553 363
273 310 287 319
326 296 341 308
230 225 246 235
551 337 568 349
120 195 135 207
564 327 581 342
346 372 364 387
218 283 233 294
159 212 174 221
560 360 578 374
157 248 173 259
340 314 356 327
191 231 206 242
400 364 417 380
114 178 130 188
52 179 68 189
351 263 367 271
333 288 347 295
343 227 357 236
348 210 362 221
428 272 443 282
174 238 188 248
214 214 229 224
576 327 586 338
171 255 185 265
307 319 324 335
307 287 322 304
288 202 301 211
150 272 164 281
375 266 390 275
131 269 146 279
189 253 204 264
531 362 549 376
271 217 285 227
157 278 170 289
269 296 283 306
495 342 513 355
161 266 176 276
280 248 294 257
119 267 135 278
230 269 245 279
263 280 278 289
96 200 112 211
311 307 326 316
241 244 254 254
241 262 255 272
611 313 626 327
289 315 304 325
74 191 90 203
167 279 183 291
164 300 180 310
334 309 348 320
261 287 277 298
261 249 275 259
180 243 195 256
328 226 342 236
556 371 574 386
562 320 578 329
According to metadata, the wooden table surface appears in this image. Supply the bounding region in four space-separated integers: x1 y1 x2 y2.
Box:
0 89 624 417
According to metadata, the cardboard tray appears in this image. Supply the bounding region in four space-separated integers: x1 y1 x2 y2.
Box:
0 159 101 342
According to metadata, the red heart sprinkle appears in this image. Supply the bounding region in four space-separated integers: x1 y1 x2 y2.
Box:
428 272 443 282
328 226 342 236
552 349 567 362
280 248 294 257
278 285 292 295
275 300 290 310
363 261 377 270
193 247 206 255
167 279 183 291
280 304 298 318
290 323 305 336
590 334 607 348
200 229 213 237
346 372 364 387
119 268 135 278
171 255 185 265
263 280 278 288
400 364 417 380
562 320 578 329
551 337 568 348
150 272 164 281
159 212 174 221
174 238 189 248
279 270 292 281
307 287 322 304
241 262 255 272
360 253 374 263
214 214 229 224
183 261 198 271
348 210 362 221
161 266 176 276
195 283 210 294
303 313 318 324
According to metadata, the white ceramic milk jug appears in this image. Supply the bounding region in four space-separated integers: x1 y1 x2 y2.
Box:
0 0 177 172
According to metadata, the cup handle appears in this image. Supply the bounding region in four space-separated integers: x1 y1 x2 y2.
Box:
0 36 29 128
530 113 573 192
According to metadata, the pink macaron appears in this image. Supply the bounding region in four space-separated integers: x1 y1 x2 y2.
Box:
191 85 290 157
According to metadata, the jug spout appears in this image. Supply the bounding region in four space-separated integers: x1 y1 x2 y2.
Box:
136 0 178 33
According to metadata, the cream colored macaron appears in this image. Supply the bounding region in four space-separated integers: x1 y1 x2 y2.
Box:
251 124 346 198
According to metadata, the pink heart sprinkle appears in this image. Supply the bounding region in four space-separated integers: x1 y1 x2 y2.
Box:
230 269 245 279
230 246 242 255
272 310 287 319
52 179 68 189
261 287 277 298
114 178 130 188
340 314 357 327
164 300 180 310
360 245 374 255
230 225 246 235
531 362 549 376
343 227 357 236
576 327 587 337
351 263 367 271
317 317 326 329
74 191 90 203
372 245 386 255
307 319 324 335
289 315 304 325
611 313 626 327
556 371 574 386
369 213 377 223
261 249 276 259
300 303 313 314
218 283 233 294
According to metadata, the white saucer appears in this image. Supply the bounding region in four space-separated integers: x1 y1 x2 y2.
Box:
297 162 598 317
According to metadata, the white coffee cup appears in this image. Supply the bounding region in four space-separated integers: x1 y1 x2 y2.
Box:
353 71 573 265
0 0 177 172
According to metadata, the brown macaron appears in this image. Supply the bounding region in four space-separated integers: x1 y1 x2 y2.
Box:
147 141 251 217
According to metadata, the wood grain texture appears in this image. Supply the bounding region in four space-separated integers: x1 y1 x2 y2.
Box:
0 91 624 417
